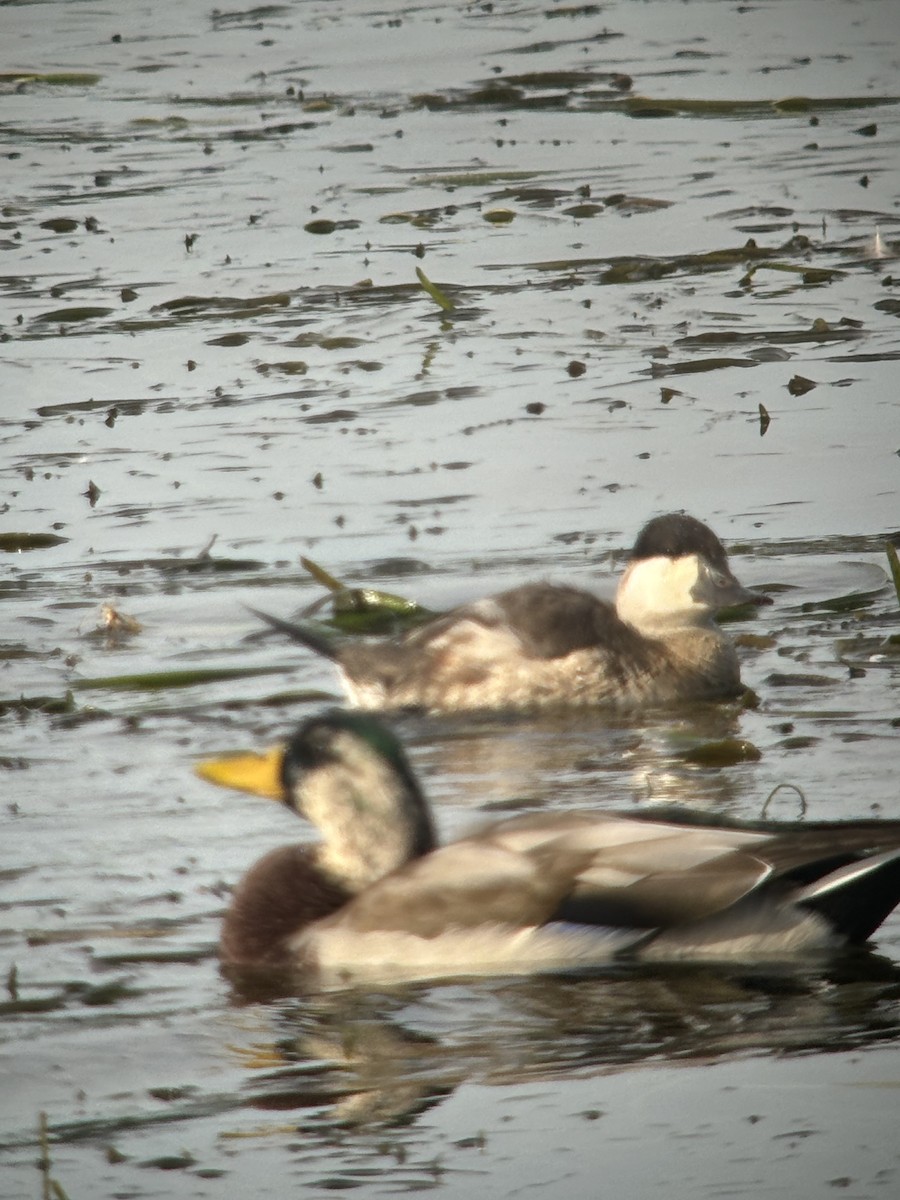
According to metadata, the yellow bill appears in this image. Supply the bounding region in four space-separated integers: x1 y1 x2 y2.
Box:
195 745 286 800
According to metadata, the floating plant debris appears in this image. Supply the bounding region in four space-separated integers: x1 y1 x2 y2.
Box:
0 532 69 552
72 666 285 692
300 555 430 633
677 738 762 766
416 267 455 312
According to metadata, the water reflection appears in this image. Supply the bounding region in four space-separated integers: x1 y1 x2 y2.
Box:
3 0 900 1192
400 702 761 814
229 957 900 1129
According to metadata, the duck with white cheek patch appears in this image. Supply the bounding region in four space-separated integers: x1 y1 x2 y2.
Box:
250 513 772 713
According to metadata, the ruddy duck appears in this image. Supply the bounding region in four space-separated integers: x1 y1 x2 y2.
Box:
251 513 771 713
198 711 900 987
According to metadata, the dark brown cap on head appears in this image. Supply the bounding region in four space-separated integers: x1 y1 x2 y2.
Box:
630 513 729 570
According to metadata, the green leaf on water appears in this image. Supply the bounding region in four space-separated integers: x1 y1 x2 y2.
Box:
1 70 101 86
73 666 284 692
416 267 455 312
301 555 346 593
333 587 425 618
36 306 115 324
887 542 900 605
301 556 431 633
677 738 762 766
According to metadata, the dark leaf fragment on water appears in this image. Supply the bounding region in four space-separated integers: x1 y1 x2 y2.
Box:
678 738 762 766
787 375 816 396
766 672 840 688
39 217 79 233
37 306 114 323
0 532 68 552
652 357 756 377
886 542 900 605
206 332 250 347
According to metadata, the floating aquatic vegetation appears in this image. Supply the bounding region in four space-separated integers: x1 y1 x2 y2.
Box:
483 208 516 224
602 193 673 212
35 306 114 324
787 375 817 396
206 332 250 347
152 293 291 320
622 94 895 119
0 532 68 552
304 218 360 234
766 672 840 688
651 357 757 377
675 321 862 348
38 1111 70 1200
254 360 308 376
39 218 80 233
1 70 101 87
72 666 285 692
886 543 900 606
380 208 445 228
416 267 455 312
300 555 430 634
90 603 143 643
0 693 77 718
676 738 762 767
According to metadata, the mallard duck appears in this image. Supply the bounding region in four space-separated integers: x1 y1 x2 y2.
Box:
198 711 900 987
250 512 771 713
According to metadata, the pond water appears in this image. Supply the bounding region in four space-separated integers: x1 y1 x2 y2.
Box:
2 0 900 1196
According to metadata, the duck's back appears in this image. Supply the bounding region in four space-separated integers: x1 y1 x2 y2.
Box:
338 582 736 712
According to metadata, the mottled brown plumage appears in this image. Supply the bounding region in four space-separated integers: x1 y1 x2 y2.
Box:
251 513 770 713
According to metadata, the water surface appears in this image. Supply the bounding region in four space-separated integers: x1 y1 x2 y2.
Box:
2 0 900 1196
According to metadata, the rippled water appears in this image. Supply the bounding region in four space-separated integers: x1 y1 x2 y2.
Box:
2 0 900 1196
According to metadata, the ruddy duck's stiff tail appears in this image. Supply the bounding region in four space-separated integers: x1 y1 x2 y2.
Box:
246 606 340 662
